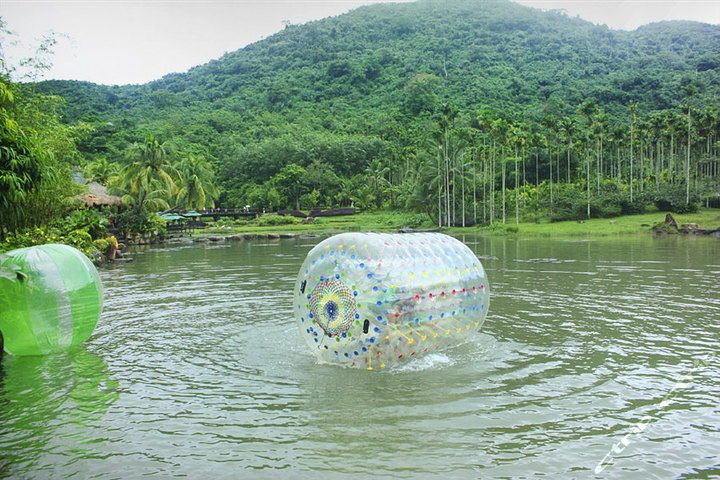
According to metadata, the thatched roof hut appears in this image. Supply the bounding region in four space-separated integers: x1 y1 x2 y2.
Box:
79 182 124 208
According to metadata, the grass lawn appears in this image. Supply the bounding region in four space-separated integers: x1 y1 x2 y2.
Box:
194 208 720 238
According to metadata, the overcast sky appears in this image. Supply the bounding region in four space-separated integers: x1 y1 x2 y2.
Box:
1 0 719 86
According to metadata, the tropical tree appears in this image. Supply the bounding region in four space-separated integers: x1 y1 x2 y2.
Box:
118 133 178 213
173 155 219 210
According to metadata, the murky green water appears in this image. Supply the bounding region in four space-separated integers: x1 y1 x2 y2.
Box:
1 235 718 479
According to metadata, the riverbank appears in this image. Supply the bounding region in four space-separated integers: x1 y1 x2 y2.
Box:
181 208 720 240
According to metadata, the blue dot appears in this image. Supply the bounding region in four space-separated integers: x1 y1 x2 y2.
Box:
353 291 358 296
374 327 381 333
415 318 420 324
314 338 318 343
441 313 445 318
320 255 325 260
452 311 456 316
373 286 378 292
354 351 359 356
382 288 387 293
344 353 349 358
307 294 311 299
368 337 376 343
362 347 367 352
330 251 334 256
377 316 382 321
376 301 382 306
342 332 347 338
359 263 365 268
351 254 356 260
335 274 340 279
355 313 360 319
429 315 433 320
367 273 373 279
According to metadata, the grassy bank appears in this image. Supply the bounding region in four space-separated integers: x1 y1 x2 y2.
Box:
464 208 720 237
193 208 720 238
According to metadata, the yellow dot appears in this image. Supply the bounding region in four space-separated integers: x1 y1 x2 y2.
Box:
457 328 461 333
435 269 441 275
391 284 396 290
434 333 439 338
367 366 373 370
409 338 414 344
423 271 428 277
445 330 450 335
466 325 470 330
474 322 479 326
385 336 390 340
381 363 386 368
421 336 427 341
409 273 414 279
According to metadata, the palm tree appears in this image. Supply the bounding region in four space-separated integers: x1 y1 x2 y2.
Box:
174 155 219 210
559 116 576 183
682 85 698 204
628 101 639 202
119 133 178 213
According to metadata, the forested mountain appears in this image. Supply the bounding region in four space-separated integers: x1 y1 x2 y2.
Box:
32 0 720 222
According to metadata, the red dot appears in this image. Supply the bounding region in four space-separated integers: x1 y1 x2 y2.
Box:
415 295 420 301
398 354 403 359
441 291 445 296
429 293 433 298
452 289 456 295
394 311 399 317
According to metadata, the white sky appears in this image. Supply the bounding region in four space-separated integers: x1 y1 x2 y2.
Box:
1 0 719 86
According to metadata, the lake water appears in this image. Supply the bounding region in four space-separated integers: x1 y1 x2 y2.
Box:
1 234 718 479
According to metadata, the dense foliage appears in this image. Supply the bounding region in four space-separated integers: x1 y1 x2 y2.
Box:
18 0 720 225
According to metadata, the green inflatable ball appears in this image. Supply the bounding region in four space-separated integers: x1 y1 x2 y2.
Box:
0 244 103 356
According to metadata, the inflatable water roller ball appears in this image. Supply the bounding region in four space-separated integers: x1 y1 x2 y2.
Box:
0 244 103 356
294 232 490 369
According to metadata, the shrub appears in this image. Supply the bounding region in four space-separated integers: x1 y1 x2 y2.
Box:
256 215 299 226
58 209 109 239
654 185 701 214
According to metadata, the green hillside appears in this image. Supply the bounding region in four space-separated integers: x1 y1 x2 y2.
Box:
21 0 720 224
